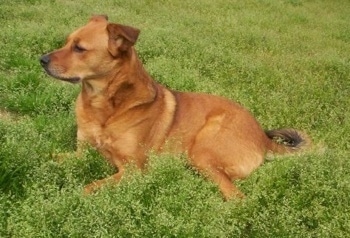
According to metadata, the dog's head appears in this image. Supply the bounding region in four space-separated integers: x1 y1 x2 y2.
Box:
40 15 140 83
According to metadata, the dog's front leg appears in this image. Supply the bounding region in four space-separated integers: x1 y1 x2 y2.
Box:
83 149 129 194
83 167 124 194
51 140 87 162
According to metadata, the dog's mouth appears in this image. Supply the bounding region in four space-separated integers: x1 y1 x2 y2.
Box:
51 74 81 84
42 67 81 84
40 54 81 84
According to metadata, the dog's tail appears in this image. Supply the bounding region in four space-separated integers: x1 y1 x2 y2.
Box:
265 128 310 154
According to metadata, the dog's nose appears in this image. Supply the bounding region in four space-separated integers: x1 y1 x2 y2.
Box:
40 54 50 67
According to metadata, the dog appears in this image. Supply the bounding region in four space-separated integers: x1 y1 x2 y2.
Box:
40 15 310 200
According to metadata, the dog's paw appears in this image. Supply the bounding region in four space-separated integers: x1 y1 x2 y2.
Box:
83 181 103 195
50 151 79 163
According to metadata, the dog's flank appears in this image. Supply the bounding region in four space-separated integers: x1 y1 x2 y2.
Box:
40 15 310 200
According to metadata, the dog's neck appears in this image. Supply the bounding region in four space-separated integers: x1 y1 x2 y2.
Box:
81 48 157 113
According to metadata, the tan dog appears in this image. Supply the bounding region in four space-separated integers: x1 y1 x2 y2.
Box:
40 15 309 200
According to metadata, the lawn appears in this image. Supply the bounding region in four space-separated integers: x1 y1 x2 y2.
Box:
1 0 350 237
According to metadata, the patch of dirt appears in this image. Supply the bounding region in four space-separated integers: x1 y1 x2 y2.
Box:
0 109 22 122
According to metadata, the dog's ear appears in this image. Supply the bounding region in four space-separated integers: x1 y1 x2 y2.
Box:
107 23 140 57
89 15 108 22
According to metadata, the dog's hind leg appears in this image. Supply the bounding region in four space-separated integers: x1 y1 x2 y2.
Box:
188 112 265 200
189 149 245 200
206 168 245 200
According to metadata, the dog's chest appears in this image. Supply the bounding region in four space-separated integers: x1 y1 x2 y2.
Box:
78 116 140 158
76 95 140 156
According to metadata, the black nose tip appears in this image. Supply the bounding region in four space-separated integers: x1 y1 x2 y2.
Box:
40 54 50 67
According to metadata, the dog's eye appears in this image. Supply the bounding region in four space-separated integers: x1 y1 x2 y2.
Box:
73 44 87 53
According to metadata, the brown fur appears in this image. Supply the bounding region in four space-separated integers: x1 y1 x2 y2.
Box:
40 15 310 200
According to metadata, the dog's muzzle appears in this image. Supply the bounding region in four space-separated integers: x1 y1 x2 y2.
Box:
39 54 81 83
40 54 50 68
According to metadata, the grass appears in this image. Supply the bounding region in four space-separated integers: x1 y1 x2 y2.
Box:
1 0 350 237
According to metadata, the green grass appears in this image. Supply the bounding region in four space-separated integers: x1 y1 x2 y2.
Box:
1 0 350 237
